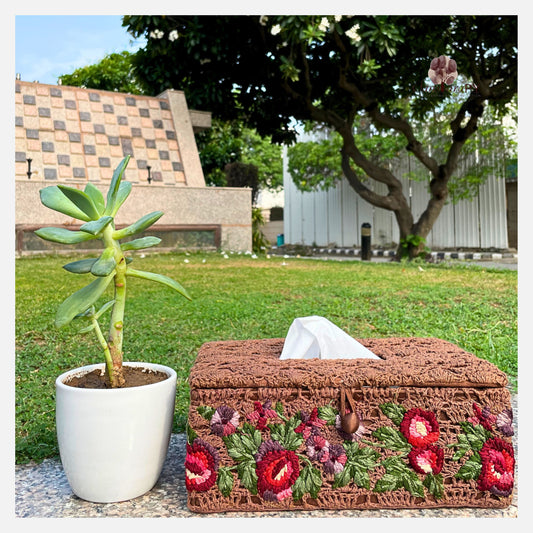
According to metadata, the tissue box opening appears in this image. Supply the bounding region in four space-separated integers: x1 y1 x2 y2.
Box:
186 338 515 514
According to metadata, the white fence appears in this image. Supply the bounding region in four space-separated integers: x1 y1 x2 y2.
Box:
283 148 509 250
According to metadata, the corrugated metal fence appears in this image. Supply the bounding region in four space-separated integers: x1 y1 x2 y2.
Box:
283 145 509 250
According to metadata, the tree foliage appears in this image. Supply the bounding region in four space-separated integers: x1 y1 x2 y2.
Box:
123 15 517 258
59 51 143 94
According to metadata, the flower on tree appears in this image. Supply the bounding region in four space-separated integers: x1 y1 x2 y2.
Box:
408 445 444 475
318 17 330 32
255 440 300 501
399 408 440 447
185 438 220 492
246 399 279 430
149 29 164 39
477 437 515 496
168 29 179 42
345 24 361 43
271 24 281 36
295 407 327 438
211 405 240 437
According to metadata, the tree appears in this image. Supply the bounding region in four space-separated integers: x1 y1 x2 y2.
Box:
59 51 143 95
123 15 517 258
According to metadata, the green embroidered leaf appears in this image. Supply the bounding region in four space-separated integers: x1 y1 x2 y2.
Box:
317 404 338 425
292 464 322 501
455 452 482 481
352 467 371 490
186 423 197 445
423 473 444 500
460 422 492 451
402 471 426 498
374 473 401 492
344 442 381 470
217 467 234 497
274 402 284 417
241 423 262 449
222 433 257 464
269 416 304 451
449 433 472 461
197 406 215 421
372 426 411 453
332 463 354 489
240 433 260 456
379 403 407 426
236 460 258 494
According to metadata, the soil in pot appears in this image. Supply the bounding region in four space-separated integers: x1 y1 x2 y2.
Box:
64 366 169 389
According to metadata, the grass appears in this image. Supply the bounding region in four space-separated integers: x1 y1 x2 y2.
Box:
15 251 517 464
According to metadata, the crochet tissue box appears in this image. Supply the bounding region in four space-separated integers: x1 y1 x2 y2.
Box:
185 337 515 513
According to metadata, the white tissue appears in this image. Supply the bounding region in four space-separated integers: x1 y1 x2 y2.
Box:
280 316 380 360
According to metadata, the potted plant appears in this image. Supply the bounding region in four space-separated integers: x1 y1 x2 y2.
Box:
35 155 191 503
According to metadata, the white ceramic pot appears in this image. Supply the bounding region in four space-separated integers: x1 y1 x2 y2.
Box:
55 362 177 503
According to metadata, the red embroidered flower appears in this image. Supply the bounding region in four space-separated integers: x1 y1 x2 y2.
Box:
305 435 330 463
255 440 300 500
408 445 444 475
323 444 347 475
468 403 496 432
185 438 220 492
399 408 440 447
477 437 515 496
246 400 278 430
211 405 240 437
295 408 327 438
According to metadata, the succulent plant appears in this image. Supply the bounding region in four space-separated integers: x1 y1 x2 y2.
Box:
35 155 191 387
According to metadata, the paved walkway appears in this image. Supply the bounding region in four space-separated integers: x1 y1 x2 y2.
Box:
15 395 518 519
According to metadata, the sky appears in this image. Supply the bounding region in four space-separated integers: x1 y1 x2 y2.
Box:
15 15 146 85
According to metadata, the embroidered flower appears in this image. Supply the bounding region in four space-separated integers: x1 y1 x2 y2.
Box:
305 435 330 463
496 408 514 437
399 408 440 447
255 440 300 500
295 408 327 438
468 403 496 432
428 55 458 85
185 438 220 492
477 437 515 496
211 405 240 437
335 413 366 441
246 400 279 430
408 445 444 475
323 444 347 475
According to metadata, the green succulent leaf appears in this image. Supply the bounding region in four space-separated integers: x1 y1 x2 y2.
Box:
105 156 130 215
94 300 115 320
91 247 117 277
108 181 132 217
126 268 192 300
57 185 101 221
39 186 92 222
34 227 97 245
112 211 164 240
83 183 105 216
79 216 114 236
120 236 161 251
63 258 98 274
55 273 114 328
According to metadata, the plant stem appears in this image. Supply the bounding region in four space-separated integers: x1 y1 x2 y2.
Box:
91 316 115 384
102 225 127 387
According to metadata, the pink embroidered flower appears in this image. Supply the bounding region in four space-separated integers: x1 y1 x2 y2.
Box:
185 438 220 492
468 403 496 432
211 405 240 437
305 435 330 463
477 437 515 496
496 408 514 437
323 444 347 475
335 413 366 441
408 445 444 475
255 440 300 499
399 408 440 448
246 400 279 430
428 55 458 85
295 408 327 438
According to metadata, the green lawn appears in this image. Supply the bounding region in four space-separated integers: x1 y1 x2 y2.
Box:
15 251 517 464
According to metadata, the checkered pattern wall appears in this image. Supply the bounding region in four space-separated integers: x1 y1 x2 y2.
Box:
15 82 188 186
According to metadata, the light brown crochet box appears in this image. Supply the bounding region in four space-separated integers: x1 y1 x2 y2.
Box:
185 338 515 513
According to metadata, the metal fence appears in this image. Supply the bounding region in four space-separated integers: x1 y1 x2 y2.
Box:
283 144 509 250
